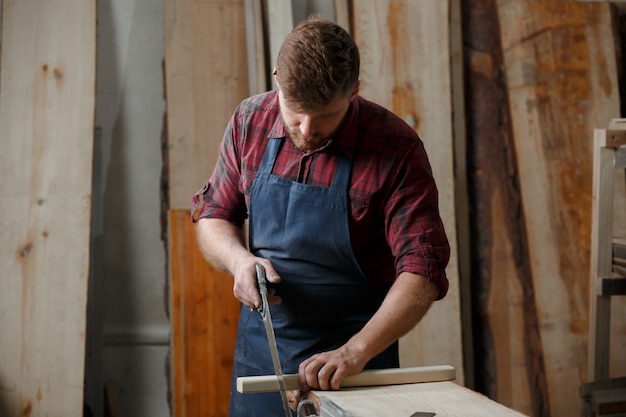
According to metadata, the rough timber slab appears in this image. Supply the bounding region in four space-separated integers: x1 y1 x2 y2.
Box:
0 0 96 415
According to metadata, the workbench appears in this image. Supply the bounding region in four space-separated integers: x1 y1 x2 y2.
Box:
307 381 528 417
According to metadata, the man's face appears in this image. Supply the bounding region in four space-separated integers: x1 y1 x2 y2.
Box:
278 89 353 152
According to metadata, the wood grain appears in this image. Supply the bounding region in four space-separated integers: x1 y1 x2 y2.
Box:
0 0 96 415
169 210 241 417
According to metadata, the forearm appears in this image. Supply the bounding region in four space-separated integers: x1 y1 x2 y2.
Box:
195 217 249 274
345 272 439 363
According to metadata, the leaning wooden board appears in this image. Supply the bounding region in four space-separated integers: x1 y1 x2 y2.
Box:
309 382 529 417
495 1 624 416
349 0 465 383
169 210 241 417
0 0 96 415
163 1 249 415
163 0 250 210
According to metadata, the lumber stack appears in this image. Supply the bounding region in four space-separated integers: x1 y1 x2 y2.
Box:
0 0 97 415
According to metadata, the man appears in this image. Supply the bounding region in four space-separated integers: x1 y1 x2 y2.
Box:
191 16 450 417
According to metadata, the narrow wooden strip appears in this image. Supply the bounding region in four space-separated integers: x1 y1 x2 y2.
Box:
237 365 455 394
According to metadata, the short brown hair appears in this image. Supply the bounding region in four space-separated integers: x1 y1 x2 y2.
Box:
276 16 360 112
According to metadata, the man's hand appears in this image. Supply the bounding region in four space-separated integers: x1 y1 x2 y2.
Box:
297 344 368 391
232 258 283 310
195 218 283 309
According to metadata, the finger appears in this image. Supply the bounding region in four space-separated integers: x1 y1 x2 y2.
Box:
260 261 281 284
329 367 345 390
299 357 324 390
233 272 261 309
316 363 337 391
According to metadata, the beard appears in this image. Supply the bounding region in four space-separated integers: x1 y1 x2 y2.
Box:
284 121 333 152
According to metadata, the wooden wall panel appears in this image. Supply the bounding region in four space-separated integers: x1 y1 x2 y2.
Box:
169 210 240 417
350 0 465 384
0 0 96 415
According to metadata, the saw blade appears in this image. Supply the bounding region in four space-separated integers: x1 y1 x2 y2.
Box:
256 264 292 417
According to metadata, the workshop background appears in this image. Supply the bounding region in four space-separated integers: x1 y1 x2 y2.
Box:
0 0 624 417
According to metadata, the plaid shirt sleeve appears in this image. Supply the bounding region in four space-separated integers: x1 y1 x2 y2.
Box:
191 106 248 226
385 139 450 299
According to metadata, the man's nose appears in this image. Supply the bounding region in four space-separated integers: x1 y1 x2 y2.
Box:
299 115 313 137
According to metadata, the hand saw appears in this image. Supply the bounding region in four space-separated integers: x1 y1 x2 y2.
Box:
255 264 292 417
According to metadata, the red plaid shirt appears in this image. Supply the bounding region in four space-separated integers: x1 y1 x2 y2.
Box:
192 90 449 298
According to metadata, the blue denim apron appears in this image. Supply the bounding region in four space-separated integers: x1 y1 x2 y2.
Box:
229 138 397 417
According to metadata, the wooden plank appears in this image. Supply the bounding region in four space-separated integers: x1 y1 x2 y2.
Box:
496 1 623 415
462 2 536 413
163 0 250 210
309 381 529 417
169 210 241 417
237 365 455 393
0 0 96 415
350 0 464 384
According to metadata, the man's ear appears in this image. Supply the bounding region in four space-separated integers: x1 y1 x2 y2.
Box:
273 67 279 88
350 80 360 99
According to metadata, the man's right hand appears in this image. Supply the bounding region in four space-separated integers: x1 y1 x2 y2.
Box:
232 257 282 310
